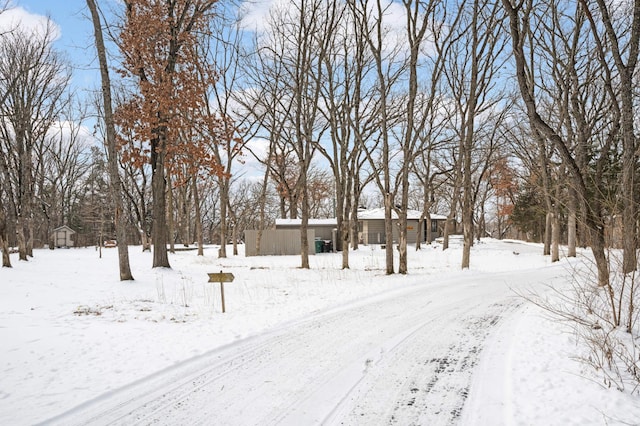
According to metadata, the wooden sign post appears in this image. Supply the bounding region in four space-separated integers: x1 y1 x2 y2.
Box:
207 271 235 313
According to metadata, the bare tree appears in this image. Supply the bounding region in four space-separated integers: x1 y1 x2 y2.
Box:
239 21 294 253
198 15 251 258
442 0 506 269
292 0 337 268
0 195 10 267
577 0 640 274
391 0 470 272
0 22 69 261
117 115 153 252
87 0 134 280
502 0 612 288
385 0 446 273
314 0 380 268
38 99 93 246
249 0 335 268
352 0 407 274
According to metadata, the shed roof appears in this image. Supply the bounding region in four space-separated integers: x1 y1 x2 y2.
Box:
52 225 76 234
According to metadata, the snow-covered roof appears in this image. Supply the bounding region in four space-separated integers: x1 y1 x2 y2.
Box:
274 211 447 224
52 225 76 234
275 218 337 226
357 208 447 221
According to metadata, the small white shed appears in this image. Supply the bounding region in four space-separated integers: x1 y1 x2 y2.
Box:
52 225 76 248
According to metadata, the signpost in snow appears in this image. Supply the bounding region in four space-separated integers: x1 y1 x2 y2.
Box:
208 271 235 313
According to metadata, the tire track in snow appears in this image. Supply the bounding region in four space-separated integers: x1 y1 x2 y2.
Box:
43 265 564 426
330 300 522 426
392 302 522 426
41 330 295 426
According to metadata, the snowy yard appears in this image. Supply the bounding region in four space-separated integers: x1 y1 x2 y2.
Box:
1 239 639 425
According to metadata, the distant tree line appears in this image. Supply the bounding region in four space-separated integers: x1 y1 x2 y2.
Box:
0 0 638 287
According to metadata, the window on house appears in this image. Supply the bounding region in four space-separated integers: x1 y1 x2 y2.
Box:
431 220 438 233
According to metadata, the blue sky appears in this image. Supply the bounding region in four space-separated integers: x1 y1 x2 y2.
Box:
3 0 270 175
10 0 106 93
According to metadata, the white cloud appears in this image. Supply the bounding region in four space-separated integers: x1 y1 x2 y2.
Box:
239 0 407 33
47 120 96 148
0 5 61 40
238 0 283 32
243 136 270 163
238 0 438 60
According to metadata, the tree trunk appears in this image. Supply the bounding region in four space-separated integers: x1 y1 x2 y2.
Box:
256 157 271 255
415 216 424 250
338 194 350 269
87 0 133 280
192 178 203 256
614 38 638 274
398 209 408 274
461 0 481 270
17 216 27 261
167 171 175 254
300 173 310 269
398 160 409 273
17 133 30 261
461 208 473 269
218 176 229 259
384 193 394 275
0 235 9 267
350 192 360 250
232 222 239 256
551 211 560 262
591 224 614 295
503 0 608 285
544 212 552 256
536 131 553 256
350 213 358 250
26 215 33 256
179 184 190 247
568 189 577 257
444 151 462 252
341 215 350 268
621 134 637 273
279 196 286 220
151 144 170 268
140 224 151 252
442 214 452 251
461 140 473 268
219 177 228 258
0 209 11 267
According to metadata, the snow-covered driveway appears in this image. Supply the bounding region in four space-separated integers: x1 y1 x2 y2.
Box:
46 265 559 426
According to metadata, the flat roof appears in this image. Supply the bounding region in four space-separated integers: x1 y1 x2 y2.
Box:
274 211 447 225
358 208 447 221
275 218 337 226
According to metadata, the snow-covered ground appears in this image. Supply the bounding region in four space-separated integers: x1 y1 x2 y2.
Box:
1 238 639 425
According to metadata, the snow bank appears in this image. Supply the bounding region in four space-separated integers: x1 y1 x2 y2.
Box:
0 239 638 424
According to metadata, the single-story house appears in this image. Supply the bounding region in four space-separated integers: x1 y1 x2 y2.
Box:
274 210 449 249
275 218 337 240
52 225 76 248
357 208 448 245
275 218 339 252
